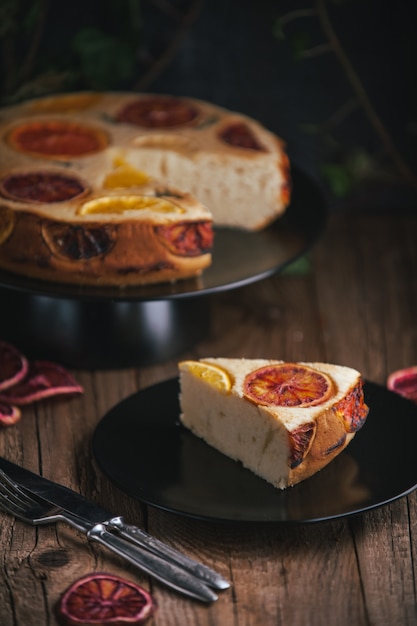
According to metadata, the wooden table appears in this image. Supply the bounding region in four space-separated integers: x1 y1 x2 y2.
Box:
1 209 416 626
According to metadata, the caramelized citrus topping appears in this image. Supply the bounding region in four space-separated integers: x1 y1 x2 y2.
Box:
1 172 87 203
218 122 266 151
28 93 102 113
7 120 108 157
156 221 213 256
57 573 155 625
289 422 317 468
181 360 232 392
0 206 15 245
334 379 368 433
103 158 151 189
243 363 334 407
117 96 199 127
42 221 115 261
78 195 184 216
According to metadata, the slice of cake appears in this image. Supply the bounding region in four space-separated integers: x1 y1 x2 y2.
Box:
179 358 369 489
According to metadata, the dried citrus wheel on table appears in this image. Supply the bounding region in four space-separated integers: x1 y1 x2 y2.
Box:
57 573 155 625
0 341 28 392
243 363 334 407
387 366 417 403
0 361 83 405
180 360 232 392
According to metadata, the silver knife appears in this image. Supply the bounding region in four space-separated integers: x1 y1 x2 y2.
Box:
0 458 229 595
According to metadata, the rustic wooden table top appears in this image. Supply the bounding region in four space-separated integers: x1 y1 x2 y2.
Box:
1 209 416 626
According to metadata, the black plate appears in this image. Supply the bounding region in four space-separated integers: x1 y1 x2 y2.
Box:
0 167 325 302
92 379 417 524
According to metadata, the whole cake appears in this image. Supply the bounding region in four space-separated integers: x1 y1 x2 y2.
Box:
0 92 291 287
179 358 369 489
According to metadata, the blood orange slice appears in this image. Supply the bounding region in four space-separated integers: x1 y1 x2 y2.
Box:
57 573 155 625
0 361 83 405
156 221 213 256
117 96 199 128
243 363 334 407
387 366 417 404
7 120 108 158
0 172 87 204
218 122 265 151
0 341 29 392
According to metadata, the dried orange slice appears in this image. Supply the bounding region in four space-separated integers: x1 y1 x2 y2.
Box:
243 363 334 407
156 221 213 256
387 366 417 404
57 573 155 625
218 122 265 151
180 360 232 392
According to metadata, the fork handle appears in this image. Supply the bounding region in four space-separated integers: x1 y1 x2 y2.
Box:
106 516 229 590
87 523 217 603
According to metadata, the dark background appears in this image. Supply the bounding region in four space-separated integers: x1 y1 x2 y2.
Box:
1 0 416 211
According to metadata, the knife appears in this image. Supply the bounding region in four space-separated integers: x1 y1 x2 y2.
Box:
0 457 229 595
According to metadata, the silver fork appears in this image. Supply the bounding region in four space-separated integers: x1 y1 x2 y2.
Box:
0 469 218 602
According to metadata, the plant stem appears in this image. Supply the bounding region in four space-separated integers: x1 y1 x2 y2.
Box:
316 0 417 189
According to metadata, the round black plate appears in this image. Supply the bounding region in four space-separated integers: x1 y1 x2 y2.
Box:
92 379 417 524
0 167 325 302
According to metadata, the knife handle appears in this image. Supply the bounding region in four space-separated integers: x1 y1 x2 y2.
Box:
87 523 217 603
106 516 230 590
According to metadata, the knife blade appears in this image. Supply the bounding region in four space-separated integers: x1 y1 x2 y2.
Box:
0 457 229 592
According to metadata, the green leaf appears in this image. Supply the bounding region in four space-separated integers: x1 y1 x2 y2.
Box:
321 164 352 197
72 27 136 89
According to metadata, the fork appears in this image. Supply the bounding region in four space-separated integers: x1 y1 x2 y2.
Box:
0 469 218 602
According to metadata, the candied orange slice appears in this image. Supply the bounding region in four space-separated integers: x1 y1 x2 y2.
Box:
78 195 184 215
57 573 155 625
103 159 151 189
0 206 15 245
181 360 232 392
7 120 108 158
29 93 102 113
243 363 334 407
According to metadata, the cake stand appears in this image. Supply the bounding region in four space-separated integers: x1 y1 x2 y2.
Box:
0 168 326 369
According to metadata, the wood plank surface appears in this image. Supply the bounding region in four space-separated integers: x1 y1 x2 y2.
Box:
1 210 416 625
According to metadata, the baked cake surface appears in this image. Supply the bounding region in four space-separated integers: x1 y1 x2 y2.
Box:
179 358 369 489
0 92 291 287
